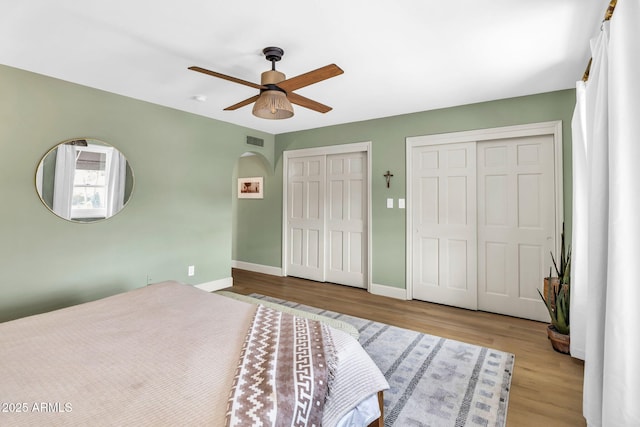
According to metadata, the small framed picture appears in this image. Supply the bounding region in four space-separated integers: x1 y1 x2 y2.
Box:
238 176 263 199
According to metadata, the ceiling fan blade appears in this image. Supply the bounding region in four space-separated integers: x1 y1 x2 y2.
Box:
224 95 260 111
277 64 344 93
287 92 332 113
188 66 265 90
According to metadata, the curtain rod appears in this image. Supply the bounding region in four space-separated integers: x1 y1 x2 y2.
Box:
582 0 618 81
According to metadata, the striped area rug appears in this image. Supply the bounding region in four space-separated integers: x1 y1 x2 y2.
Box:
249 294 514 427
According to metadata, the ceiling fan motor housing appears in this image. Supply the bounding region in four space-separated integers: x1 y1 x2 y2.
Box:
260 70 286 87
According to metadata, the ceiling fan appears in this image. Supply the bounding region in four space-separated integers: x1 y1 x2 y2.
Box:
189 47 343 120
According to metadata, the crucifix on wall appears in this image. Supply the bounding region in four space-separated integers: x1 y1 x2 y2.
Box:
383 170 394 188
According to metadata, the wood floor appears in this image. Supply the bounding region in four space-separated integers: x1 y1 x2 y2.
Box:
230 268 586 427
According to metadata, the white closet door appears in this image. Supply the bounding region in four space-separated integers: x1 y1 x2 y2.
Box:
325 152 367 288
286 155 326 282
411 142 478 309
477 136 556 322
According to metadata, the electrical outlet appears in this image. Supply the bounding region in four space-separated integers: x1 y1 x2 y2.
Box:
188 265 195 277
146 274 153 285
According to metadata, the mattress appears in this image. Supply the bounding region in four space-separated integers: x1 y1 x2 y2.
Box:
0 281 387 426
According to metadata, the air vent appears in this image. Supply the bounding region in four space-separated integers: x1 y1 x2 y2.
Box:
246 136 264 147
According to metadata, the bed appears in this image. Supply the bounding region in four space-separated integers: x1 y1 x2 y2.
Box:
0 281 388 426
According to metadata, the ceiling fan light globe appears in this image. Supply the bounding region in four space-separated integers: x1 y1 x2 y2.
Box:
252 90 294 120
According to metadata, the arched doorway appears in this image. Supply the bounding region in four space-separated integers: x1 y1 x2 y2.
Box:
231 152 281 275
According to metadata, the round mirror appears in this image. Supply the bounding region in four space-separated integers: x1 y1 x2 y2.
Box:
35 138 134 222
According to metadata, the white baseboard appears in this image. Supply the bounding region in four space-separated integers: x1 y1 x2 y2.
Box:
229 263 407 300
370 283 409 300
232 260 283 277
195 276 233 292
570 347 585 361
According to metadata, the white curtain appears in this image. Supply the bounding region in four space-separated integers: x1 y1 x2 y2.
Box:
106 149 126 217
570 81 587 360
52 144 77 218
571 1 640 425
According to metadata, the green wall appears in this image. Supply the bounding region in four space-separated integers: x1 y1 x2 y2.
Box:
0 64 274 322
268 90 575 289
0 62 575 321
231 153 281 267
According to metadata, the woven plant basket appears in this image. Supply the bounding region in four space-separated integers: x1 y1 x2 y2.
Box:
547 325 570 354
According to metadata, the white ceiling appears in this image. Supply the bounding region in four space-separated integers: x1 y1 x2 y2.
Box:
1 1 604 135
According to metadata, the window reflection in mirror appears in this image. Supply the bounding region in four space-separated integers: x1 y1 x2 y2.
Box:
35 139 134 222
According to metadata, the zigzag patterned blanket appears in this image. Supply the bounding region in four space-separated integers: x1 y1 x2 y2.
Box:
225 305 335 427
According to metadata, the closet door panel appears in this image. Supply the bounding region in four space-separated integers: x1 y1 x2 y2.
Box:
286 156 325 282
411 142 478 309
326 152 367 288
477 135 556 322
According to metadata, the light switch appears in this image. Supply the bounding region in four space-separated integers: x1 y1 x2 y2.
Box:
398 198 405 209
386 198 394 208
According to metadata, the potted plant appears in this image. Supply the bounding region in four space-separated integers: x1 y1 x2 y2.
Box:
538 224 571 354
543 224 570 307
